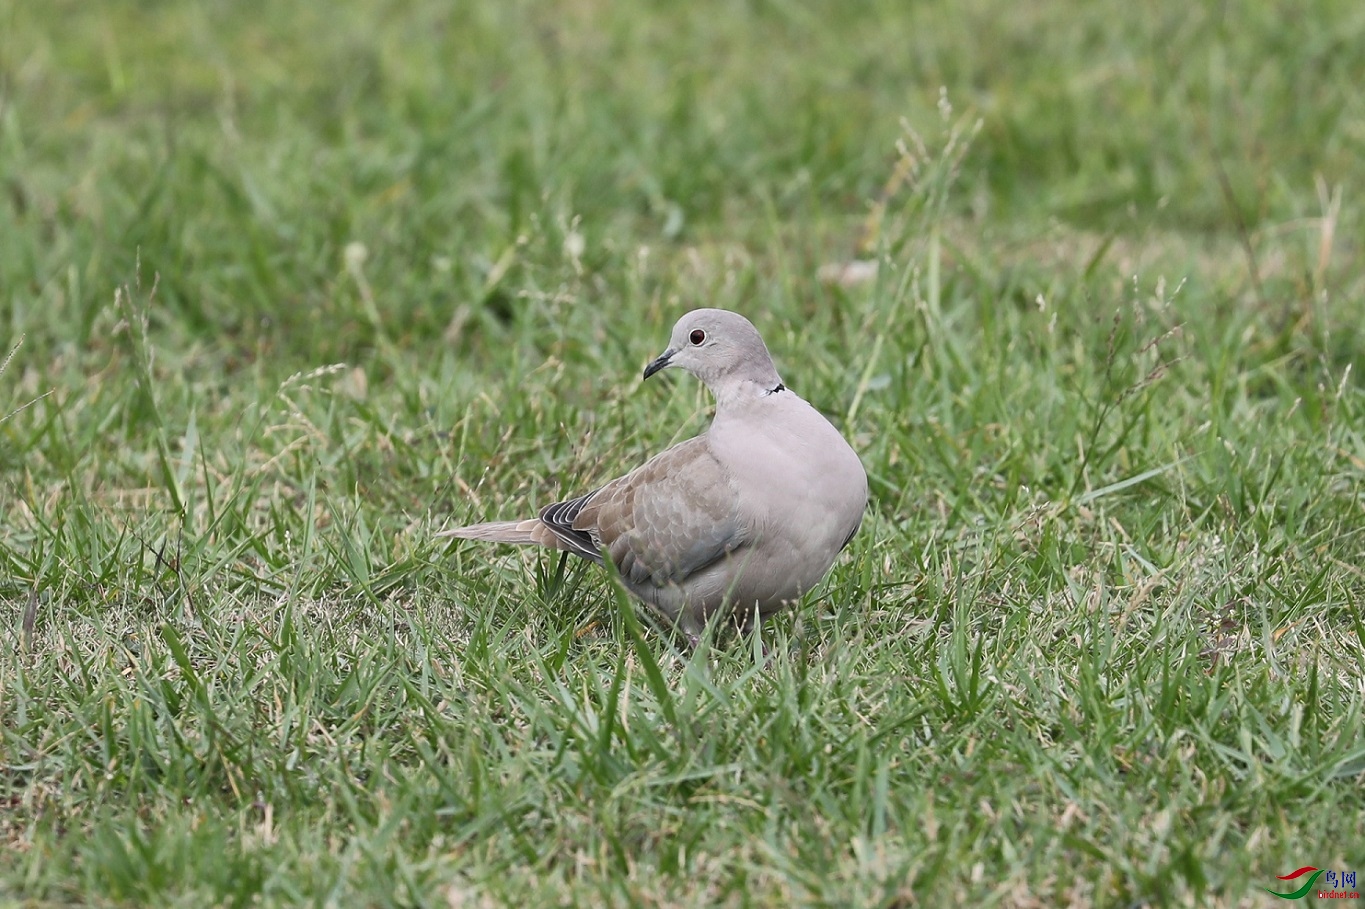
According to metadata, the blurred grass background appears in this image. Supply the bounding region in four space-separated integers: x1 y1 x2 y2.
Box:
2 0 1364 906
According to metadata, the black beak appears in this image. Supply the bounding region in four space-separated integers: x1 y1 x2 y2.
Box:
643 349 675 380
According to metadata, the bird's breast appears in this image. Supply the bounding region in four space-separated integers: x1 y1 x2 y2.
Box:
710 399 867 548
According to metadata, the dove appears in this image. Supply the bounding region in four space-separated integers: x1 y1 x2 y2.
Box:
438 308 867 642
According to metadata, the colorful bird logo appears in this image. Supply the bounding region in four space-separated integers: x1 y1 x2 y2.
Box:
1265 867 1325 900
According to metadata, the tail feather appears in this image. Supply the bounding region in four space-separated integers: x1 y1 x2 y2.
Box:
436 518 543 545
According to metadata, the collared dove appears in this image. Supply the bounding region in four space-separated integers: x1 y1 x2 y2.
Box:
438 308 867 641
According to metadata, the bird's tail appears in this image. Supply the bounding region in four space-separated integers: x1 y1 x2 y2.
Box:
435 518 544 544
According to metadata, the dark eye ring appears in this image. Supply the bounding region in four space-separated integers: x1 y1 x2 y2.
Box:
689 329 706 345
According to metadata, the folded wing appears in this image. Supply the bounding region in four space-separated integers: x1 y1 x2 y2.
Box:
539 437 748 592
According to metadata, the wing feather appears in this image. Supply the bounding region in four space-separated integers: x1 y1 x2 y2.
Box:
541 436 747 591
537 490 607 563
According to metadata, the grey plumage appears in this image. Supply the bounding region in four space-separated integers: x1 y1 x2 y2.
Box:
438 308 868 640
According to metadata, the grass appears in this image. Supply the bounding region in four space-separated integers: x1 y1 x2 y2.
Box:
2 0 1364 905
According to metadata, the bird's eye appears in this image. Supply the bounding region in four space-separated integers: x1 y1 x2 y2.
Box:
689 329 706 345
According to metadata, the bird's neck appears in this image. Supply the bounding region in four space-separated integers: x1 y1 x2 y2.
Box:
712 375 788 411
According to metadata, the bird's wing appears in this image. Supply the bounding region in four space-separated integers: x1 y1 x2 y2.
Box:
538 436 748 590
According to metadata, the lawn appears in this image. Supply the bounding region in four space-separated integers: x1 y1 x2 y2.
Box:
2 0 1364 906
